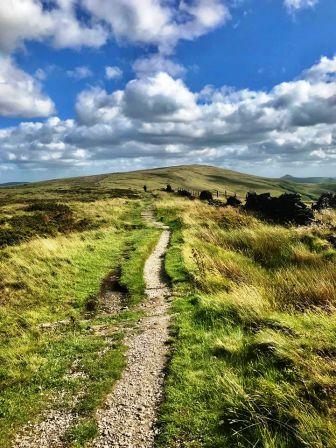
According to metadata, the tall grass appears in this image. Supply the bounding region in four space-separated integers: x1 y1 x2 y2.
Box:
156 196 336 447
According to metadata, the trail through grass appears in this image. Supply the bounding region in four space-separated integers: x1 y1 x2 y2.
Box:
0 196 160 447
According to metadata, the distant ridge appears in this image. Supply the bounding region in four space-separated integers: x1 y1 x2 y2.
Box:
281 174 336 184
2 164 336 201
0 182 29 188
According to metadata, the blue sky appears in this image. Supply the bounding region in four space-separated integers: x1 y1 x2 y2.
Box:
0 0 336 182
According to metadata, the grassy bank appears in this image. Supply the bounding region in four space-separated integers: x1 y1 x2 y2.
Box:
0 196 160 447
156 196 336 448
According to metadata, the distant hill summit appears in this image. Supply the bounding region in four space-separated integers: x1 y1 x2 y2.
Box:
2 165 336 200
281 174 336 184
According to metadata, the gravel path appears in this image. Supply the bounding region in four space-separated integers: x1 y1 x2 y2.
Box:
13 409 75 448
93 209 171 448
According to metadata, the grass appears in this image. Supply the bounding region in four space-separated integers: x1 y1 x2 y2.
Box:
155 196 336 448
0 194 160 447
2 168 336 447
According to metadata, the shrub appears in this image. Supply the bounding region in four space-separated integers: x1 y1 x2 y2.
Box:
25 202 72 214
0 203 93 248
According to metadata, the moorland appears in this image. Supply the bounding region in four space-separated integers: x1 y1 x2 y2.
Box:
0 164 335 447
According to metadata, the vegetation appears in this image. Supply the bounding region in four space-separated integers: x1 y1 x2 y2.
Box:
156 197 336 448
0 188 160 447
1 164 336 447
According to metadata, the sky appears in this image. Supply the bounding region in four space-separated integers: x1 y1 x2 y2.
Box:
1 0 336 182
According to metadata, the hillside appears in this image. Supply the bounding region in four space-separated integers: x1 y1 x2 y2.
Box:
2 165 336 202
1 167 336 447
281 174 336 184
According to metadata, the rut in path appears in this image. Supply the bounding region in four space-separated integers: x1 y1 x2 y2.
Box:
93 208 171 448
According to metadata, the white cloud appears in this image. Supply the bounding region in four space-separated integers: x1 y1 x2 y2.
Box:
303 56 336 82
133 55 186 77
82 0 229 53
0 56 55 118
0 1 230 120
2 56 336 173
0 1 230 56
35 68 47 81
122 72 199 122
67 66 93 80
0 0 108 53
284 0 319 12
105 66 123 80
76 87 125 125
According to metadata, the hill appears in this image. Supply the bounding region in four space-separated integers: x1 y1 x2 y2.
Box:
2 164 336 202
0 182 29 188
281 174 336 184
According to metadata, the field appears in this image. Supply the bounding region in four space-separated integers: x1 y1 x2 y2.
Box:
156 198 336 447
0 164 335 447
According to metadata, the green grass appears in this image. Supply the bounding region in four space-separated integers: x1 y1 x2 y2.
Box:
2 169 336 447
0 196 160 447
156 196 336 448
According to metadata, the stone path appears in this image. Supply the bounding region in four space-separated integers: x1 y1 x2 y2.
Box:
93 208 171 447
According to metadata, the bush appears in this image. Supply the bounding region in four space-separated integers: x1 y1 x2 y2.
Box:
165 184 174 193
0 203 93 248
200 190 213 201
25 202 72 214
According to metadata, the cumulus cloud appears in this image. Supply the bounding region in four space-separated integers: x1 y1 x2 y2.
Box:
105 66 123 80
0 1 231 120
0 57 55 117
122 72 199 121
2 56 336 173
0 0 108 53
284 0 319 12
0 1 107 119
0 0 229 55
82 0 229 53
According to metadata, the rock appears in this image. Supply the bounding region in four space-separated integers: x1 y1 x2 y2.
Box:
245 192 314 225
226 196 242 207
313 192 336 211
199 190 213 201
